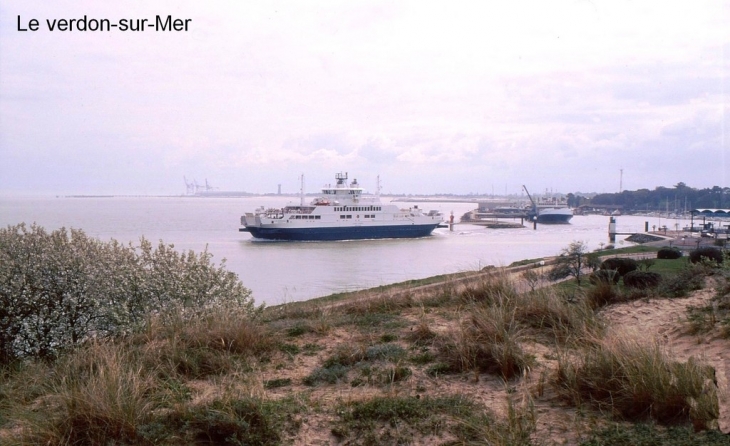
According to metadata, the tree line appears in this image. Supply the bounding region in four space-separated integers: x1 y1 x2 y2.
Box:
566 183 729 211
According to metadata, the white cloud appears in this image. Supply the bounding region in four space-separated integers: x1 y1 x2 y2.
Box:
1 1 728 195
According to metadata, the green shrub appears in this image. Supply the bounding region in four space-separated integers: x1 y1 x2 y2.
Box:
600 258 639 276
409 351 436 365
335 395 479 443
579 423 730 446
589 269 619 285
365 343 406 362
303 364 349 386
279 343 300 355
379 333 398 343
182 397 280 445
426 362 458 376
623 271 662 289
322 344 366 368
657 266 705 297
286 324 311 337
356 365 412 386
264 378 292 389
657 247 683 259
0 224 258 361
689 247 724 264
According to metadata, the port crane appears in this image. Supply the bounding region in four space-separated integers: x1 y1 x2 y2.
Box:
522 185 537 209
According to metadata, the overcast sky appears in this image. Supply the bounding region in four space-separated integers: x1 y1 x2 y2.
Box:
1 1 728 196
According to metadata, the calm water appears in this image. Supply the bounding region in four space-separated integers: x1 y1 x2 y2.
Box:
0 196 695 305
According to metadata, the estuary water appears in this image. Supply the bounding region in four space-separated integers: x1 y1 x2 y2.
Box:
0 195 695 306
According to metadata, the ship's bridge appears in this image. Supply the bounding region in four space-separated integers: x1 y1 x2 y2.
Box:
319 172 363 204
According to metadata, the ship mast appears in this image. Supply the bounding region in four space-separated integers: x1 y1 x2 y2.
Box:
299 174 305 206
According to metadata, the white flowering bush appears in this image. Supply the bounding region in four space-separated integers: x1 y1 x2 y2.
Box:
0 224 257 361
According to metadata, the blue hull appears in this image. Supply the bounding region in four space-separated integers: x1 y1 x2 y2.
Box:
536 214 573 224
527 212 573 224
246 224 439 241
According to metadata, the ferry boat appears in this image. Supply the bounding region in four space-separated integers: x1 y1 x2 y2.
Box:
530 202 573 224
240 173 443 241
523 186 573 224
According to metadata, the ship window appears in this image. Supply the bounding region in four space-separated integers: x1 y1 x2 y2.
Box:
340 215 345 219
315 215 321 219
347 215 352 219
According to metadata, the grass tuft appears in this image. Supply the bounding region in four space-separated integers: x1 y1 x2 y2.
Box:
556 334 719 429
439 305 532 379
13 343 156 445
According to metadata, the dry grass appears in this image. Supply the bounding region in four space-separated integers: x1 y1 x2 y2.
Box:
1 263 725 444
514 289 605 345
135 308 279 380
441 304 532 379
556 333 719 430
14 343 157 445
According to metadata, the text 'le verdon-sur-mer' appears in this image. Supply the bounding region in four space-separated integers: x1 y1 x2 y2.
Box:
17 15 192 32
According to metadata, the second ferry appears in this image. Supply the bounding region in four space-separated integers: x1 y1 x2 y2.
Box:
240 173 443 241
